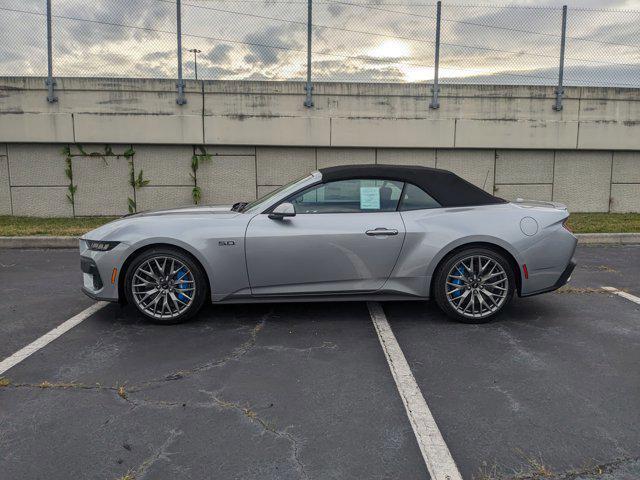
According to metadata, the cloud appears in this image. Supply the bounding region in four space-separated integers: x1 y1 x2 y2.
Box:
0 0 638 85
202 44 233 65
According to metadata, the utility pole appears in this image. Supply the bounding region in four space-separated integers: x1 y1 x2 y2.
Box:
188 48 202 80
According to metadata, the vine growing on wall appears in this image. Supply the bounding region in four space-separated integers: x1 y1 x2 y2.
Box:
191 146 212 205
61 145 145 216
61 146 76 215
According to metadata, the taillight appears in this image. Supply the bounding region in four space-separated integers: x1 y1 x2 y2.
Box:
562 217 572 233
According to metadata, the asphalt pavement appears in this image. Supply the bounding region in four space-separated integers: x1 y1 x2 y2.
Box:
0 245 639 480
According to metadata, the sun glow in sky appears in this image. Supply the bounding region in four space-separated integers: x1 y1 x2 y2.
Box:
0 0 639 86
367 40 412 60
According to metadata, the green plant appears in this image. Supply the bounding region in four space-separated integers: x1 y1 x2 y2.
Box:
61 145 139 216
125 147 147 214
62 148 76 213
191 146 212 204
192 186 202 205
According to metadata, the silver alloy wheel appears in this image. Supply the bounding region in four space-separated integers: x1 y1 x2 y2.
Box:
445 255 509 319
131 256 196 320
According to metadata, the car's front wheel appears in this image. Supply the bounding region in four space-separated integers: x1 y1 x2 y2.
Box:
124 247 207 324
434 247 515 323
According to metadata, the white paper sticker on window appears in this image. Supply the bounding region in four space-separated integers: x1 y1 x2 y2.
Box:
360 187 380 210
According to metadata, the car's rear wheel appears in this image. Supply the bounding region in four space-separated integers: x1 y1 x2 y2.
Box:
124 247 207 324
434 247 515 323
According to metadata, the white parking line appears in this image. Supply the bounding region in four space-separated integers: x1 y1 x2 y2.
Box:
367 302 462 480
602 286 640 305
0 302 108 376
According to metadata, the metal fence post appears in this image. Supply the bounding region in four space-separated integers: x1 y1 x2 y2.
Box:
45 0 57 103
304 0 313 107
553 5 567 111
429 1 441 109
176 0 187 105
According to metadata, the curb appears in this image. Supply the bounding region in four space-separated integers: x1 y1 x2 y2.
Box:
575 233 640 245
1 233 639 249
0 236 79 249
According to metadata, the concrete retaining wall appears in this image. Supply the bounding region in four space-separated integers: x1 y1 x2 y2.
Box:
0 144 638 216
1 77 639 215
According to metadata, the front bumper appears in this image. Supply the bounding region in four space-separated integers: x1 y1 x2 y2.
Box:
79 238 129 302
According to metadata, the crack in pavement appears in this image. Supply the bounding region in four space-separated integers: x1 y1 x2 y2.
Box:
201 390 309 480
0 311 272 400
155 310 271 385
118 429 183 480
507 455 640 480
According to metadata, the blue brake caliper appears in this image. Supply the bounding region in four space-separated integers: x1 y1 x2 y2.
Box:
176 267 188 302
449 267 465 298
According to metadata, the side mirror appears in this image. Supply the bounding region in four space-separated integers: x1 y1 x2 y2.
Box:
269 202 296 220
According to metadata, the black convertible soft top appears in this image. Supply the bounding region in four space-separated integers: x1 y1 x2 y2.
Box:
319 164 506 208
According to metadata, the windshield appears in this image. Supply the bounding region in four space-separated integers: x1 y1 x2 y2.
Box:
241 174 314 213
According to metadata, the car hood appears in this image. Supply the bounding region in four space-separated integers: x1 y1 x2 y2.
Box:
130 204 236 216
82 204 240 240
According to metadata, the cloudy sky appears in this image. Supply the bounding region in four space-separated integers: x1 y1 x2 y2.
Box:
0 0 639 86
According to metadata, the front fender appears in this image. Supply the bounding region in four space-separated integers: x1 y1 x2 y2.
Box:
119 237 216 295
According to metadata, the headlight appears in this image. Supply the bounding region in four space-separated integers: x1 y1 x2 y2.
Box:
86 240 120 251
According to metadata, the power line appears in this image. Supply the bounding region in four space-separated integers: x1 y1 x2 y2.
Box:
153 0 639 67
0 4 638 86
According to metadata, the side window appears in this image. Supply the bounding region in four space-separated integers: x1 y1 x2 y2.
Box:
399 183 441 211
290 179 404 213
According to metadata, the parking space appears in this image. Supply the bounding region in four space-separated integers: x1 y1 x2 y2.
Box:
1 245 639 479
0 249 93 358
571 245 640 297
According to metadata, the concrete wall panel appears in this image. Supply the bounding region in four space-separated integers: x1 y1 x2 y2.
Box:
455 120 578 149
205 116 330 146
257 185 281 198
206 146 255 156
331 118 455 147
317 148 375 169
612 152 640 183
610 184 640 213
11 187 72 217
133 145 193 186
0 156 11 214
74 114 203 144
135 186 194 211
495 150 554 184
493 184 553 202
578 122 640 150
578 99 640 122
376 149 436 167
72 155 132 216
436 149 495 192
553 151 612 212
8 144 69 186
0 114 74 143
198 156 257 205
256 147 316 185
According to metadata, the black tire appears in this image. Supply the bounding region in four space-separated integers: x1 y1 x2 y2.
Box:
434 247 515 324
124 247 208 324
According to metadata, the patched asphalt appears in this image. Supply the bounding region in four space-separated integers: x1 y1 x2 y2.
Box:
0 245 639 480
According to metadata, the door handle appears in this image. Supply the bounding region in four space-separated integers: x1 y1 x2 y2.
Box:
365 228 399 236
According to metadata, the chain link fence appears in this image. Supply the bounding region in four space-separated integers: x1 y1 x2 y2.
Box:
1 0 639 92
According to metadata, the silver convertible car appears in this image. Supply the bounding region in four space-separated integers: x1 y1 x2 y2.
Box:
80 164 577 324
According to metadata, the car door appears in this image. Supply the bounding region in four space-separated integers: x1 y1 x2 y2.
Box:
245 178 406 295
